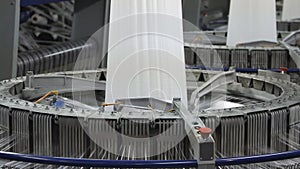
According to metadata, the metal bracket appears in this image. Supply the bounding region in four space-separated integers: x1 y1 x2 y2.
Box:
190 71 236 112
173 98 215 169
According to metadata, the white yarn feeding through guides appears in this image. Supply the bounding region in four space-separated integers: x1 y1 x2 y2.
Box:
105 0 188 109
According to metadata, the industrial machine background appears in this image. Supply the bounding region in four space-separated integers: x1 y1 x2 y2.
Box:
0 0 300 168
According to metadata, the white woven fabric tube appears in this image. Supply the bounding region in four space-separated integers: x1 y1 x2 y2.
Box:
227 0 277 46
105 0 188 109
282 0 300 21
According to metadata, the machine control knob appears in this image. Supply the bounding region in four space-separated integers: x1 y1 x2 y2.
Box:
198 127 212 140
280 67 288 74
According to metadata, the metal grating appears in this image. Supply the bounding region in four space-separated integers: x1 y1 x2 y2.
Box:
250 50 269 69
58 117 88 158
32 113 53 156
231 49 249 68
196 48 212 67
11 110 30 154
212 49 230 68
270 109 288 153
88 119 118 160
220 117 245 157
246 112 269 156
271 49 288 68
